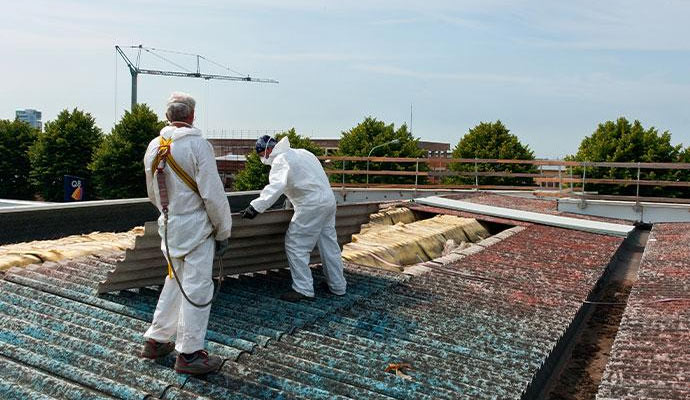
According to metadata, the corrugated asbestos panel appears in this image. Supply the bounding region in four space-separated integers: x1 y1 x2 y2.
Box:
597 223 690 400
0 223 624 399
416 196 634 237
98 203 380 293
230 224 623 399
0 254 403 399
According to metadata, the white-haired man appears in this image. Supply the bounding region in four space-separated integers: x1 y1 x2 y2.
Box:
140 92 232 375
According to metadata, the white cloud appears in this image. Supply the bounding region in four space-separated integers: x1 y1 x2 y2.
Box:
353 64 537 85
369 17 423 26
244 52 383 62
502 1 690 51
354 63 690 105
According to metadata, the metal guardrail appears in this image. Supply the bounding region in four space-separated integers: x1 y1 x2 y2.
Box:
320 156 690 204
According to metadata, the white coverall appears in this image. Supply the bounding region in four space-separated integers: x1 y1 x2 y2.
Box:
250 137 346 297
142 125 232 354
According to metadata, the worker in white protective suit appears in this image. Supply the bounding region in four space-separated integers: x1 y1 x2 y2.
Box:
240 135 347 302
140 92 232 375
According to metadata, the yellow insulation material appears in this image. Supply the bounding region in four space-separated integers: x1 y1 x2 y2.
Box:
369 206 417 225
361 207 416 234
342 214 489 270
0 228 143 271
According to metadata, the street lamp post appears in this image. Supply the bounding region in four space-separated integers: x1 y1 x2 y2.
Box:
366 139 399 187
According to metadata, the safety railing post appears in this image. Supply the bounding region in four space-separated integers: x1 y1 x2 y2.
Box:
569 166 573 191
579 162 587 208
558 162 563 192
474 157 479 190
366 158 370 188
539 163 544 189
414 159 419 190
342 159 346 188
636 162 641 205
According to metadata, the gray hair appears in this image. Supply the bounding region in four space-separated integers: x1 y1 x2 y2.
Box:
165 92 196 122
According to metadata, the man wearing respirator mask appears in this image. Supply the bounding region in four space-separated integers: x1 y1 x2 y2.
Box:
241 135 347 302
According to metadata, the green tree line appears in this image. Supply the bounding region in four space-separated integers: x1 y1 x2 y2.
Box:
1 104 162 201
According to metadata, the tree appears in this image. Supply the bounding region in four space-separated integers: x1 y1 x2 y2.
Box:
448 120 535 186
337 117 425 184
0 119 38 199
90 104 165 199
29 109 103 201
233 128 324 191
569 117 681 196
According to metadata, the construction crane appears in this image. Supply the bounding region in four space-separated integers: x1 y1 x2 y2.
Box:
115 44 278 109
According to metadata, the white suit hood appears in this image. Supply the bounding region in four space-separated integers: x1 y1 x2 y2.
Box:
264 137 290 165
160 125 201 141
250 137 335 213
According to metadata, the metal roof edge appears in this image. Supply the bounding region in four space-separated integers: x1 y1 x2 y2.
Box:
415 196 634 237
558 197 690 223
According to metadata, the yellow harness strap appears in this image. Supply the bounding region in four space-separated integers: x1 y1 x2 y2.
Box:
151 137 200 195
151 136 200 278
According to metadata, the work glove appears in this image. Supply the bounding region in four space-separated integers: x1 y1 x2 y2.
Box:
215 239 229 258
241 205 259 219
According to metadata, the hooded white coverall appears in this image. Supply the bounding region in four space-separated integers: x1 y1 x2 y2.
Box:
250 137 346 297
142 125 232 354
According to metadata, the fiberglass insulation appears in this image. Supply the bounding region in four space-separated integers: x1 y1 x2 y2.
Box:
342 212 489 271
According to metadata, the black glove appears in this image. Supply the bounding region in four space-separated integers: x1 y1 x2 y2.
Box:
215 238 229 257
241 205 259 219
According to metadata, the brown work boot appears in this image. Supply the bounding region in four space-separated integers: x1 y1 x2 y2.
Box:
140 339 175 359
280 289 314 302
319 281 345 296
174 350 222 375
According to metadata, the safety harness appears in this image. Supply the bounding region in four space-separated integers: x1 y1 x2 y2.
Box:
151 137 199 196
153 135 223 308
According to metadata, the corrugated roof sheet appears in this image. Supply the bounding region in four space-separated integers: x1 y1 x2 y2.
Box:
0 220 624 399
597 223 690 400
97 203 379 293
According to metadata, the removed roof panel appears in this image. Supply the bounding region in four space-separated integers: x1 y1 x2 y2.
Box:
97 203 380 293
415 196 634 237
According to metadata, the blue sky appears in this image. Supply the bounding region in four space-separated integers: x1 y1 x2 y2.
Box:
3 0 690 158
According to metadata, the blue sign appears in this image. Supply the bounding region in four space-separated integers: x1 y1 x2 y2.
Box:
64 175 85 202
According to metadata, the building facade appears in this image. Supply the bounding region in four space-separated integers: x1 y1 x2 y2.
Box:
16 109 42 131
